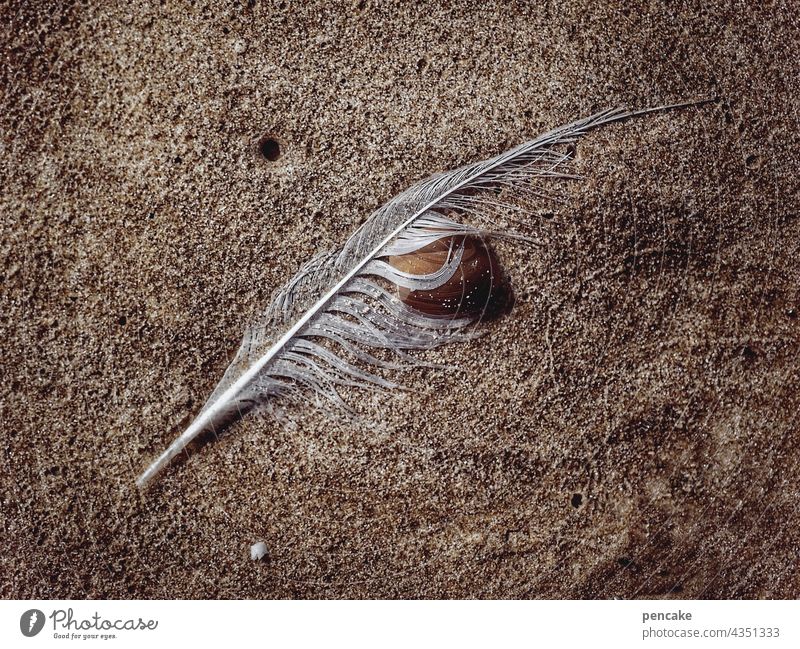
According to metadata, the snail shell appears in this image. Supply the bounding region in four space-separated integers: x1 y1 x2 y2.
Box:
388 235 512 318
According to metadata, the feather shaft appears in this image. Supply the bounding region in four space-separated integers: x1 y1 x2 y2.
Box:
136 98 715 488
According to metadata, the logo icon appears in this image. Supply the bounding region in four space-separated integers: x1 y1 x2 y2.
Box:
20 609 45 637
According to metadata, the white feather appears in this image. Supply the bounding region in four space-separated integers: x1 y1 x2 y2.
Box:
137 100 712 487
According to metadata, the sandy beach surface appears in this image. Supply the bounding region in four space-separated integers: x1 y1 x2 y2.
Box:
2 1 799 598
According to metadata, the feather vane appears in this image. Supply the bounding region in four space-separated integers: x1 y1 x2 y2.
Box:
137 101 710 487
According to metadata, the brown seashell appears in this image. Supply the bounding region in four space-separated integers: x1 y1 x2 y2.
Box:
388 235 513 318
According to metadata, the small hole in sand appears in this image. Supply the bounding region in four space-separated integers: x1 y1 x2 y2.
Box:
258 137 281 161
117 315 127 326
740 345 757 364
745 153 761 169
571 493 583 508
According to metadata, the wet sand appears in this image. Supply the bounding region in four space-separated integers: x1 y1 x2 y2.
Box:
2 1 799 598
